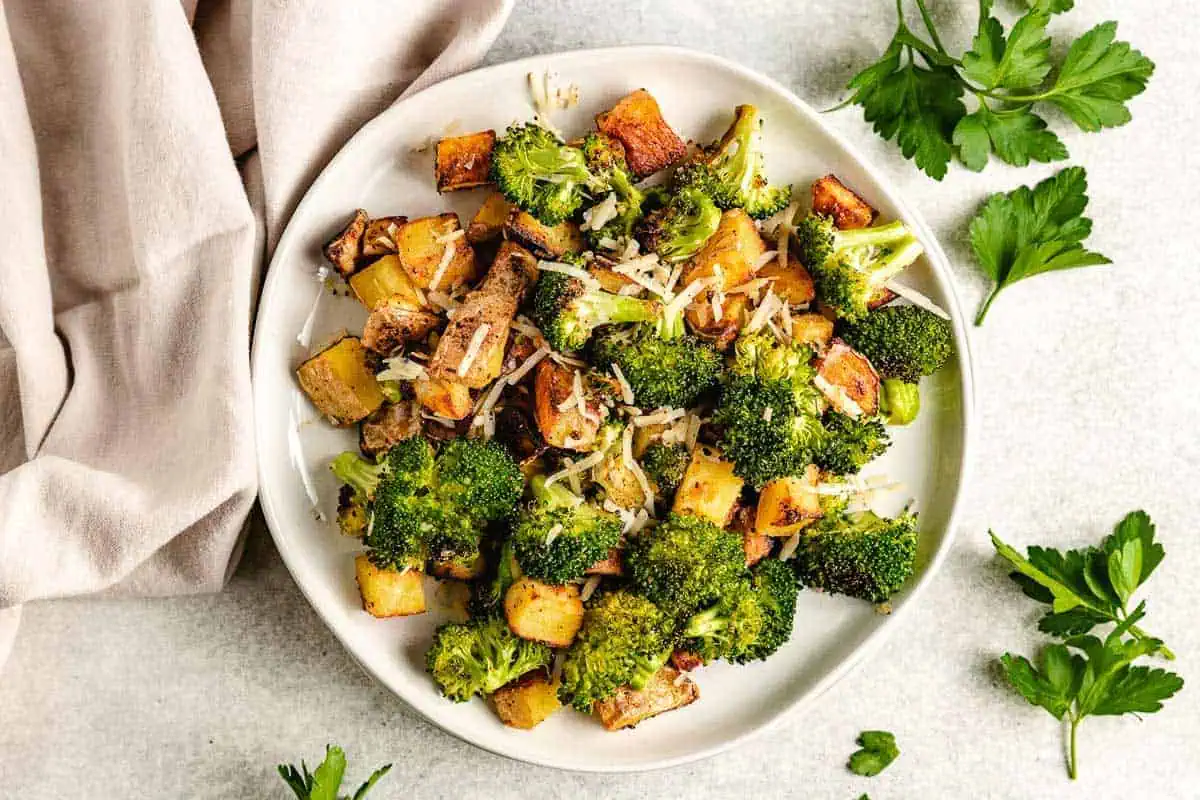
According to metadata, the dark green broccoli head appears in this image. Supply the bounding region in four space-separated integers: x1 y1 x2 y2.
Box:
511 476 623 584
426 617 552 703
532 270 659 353
737 557 799 662
434 437 524 523
559 590 675 711
624 513 748 618
636 186 722 263
793 214 924 323
382 436 438 492
815 412 891 475
715 333 826 488
592 323 721 409
794 510 919 603
365 479 445 568
840 305 953 383
490 123 595 226
674 104 791 219
681 579 765 664
641 442 689 499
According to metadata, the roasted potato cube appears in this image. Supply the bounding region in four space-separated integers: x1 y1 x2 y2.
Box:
322 209 368 277
505 209 584 259
467 193 512 244
428 242 533 388
413 375 473 420
755 467 822 537
814 339 880 417
596 89 687 177
594 666 699 730
868 286 899 310
672 445 744 527
759 250 815 307
363 215 408 256
588 264 638 294
683 209 763 291
362 303 441 355
632 422 668 458
685 292 751 352
492 670 562 729
585 548 624 576
790 312 835 350
811 174 876 230
296 336 384 425
395 214 478 290
533 359 603 451
349 254 427 311
504 577 583 647
355 556 426 617
359 401 420 457
593 454 648 510
435 130 496 192
429 553 486 580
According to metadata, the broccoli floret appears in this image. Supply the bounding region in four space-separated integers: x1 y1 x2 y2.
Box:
591 292 722 408
879 378 921 426
641 442 689 499
794 509 919 603
365 477 449 568
840 305 953 383
674 104 791 219
532 270 660 353
680 580 764 664
581 134 646 251
636 186 722 263
490 123 596 226
714 332 826 488
739 558 800 661
426 617 552 703
468 540 518 620
434 438 524 523
815 411 891 475
511 475 623 584
794 214 924 323
330 451 388 498
559 590 675 711
624 513 748 618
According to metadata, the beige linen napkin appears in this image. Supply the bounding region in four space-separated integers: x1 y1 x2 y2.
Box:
0 0 513 668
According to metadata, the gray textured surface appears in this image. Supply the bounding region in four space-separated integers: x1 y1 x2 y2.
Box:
4 1 1199 797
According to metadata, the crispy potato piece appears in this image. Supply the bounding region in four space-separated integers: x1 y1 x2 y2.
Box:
868 286 899 310
632 422 668 458
361 303 441 355
504 578 583 647
790 312 835 350
467 193 512 244
730 504 773 565
670 649 704 672
322 209 368 277
504 209 584 259
759 250 815 307
363 216 408 257
683 209 763 290
435 130 496 192
355 556 426 617
413 375 473 420
685 292 751 351
296 336 384 425
585 548 624 576
359 401 420 457
811 174 876 230
349 254 427 311
593 453 648 510
429 553 487 580
672 445 744 528
814 339 881 417
755 467 822 537
533 359 605 451
492 670 562 729
395 214 478 290
588 265 637 294
428 242 534 388
596 89 687 177
594 666 699 730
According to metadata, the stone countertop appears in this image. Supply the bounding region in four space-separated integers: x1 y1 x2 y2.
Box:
3 1 1198 797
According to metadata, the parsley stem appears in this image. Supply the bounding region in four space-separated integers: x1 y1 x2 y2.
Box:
974 287 1001 326
912 0 949 56
1068 715 1080 780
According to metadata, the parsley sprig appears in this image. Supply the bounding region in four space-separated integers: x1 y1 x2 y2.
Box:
278 746 391 800
839 0 1154 180
847 730 900 777
993 511 1184 779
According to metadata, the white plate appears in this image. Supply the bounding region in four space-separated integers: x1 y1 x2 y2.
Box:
252 45 975 772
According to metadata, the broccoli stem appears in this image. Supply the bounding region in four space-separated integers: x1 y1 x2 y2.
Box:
331 452 386 497
833 220 913 250
583 292 661 327
629 647 672 690
683 606 727 640
530 474 578 509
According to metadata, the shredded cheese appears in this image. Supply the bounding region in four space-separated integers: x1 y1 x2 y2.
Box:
884 280 952 320
550 652 566 684
663 277 711 320
746 289 779 333
544 523 564 546
421 412 457 429
506 345 550 384
544 450 606 488
580 575 602 602
685 413 702 451
754 250 779 271
456 323 491 377
538 259 600 287
776 229 789 270
778 532 802 561
435 228 466 245
622 425 656 513
429 241 457 291
813 374 865 418
581 193 620 232
711 291 724 322
376 356 426 382
762 406 774 422
611 363 635 405
633 408 687 427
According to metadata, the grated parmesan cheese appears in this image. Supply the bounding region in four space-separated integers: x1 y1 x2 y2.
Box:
456 323 491 377
633 408 687 427
544 450 606 488
884 280 952 320
622 425 655 513
429 240 457 291
762 406 774 422
663 277 712 320
581 193 620 232
537 259 600 288
746 289 779 333
580 575 602 602
544 523 564 546
711 291 724 322
435 228 466 245
778 532 802 561
611 363 635 405
377 356 427 382
754 250 779 271
506 345 550 385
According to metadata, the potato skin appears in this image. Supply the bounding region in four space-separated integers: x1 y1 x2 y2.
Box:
296 336 385 425
596 89 687 177
533 359 603 451
672 446 744 528
395 214 478 291
492 670 562 729
354 556 426 618
323 209 368 277
467 193 512 244
504 209 584 259
413 375 473 420
435 130 496 192
504 578 584 647
754 466 822 537
814 339 881 417
593 666 699 730
362 215 408 256
811 174 876 230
